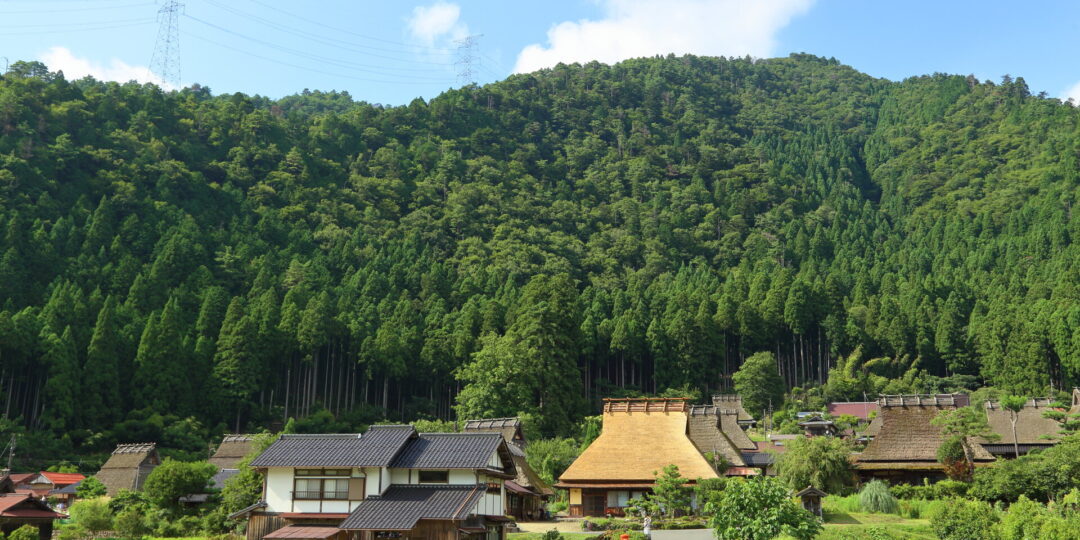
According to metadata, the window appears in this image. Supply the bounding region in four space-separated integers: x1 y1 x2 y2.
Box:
294 469 354 500
418 470 449 483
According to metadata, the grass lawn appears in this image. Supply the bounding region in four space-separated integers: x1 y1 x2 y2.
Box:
809 510 934 539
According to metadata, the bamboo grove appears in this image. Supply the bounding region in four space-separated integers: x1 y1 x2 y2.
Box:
1 54 1080 461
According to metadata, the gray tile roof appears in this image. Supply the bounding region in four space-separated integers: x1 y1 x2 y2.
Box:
339 485 484 530
390 433 503 469
250 425 416 468
211 468 240 489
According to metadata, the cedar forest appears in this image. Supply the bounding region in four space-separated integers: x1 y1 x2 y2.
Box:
1 53 1078 467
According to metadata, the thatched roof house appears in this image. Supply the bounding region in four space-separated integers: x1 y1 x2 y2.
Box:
855 394 992 483
687 406 746 467
558 398 719 517
462 418 526 448
979 399 1062 457
711 394 756 426
95 443 161 496
463 417 552 520
210 435 255 470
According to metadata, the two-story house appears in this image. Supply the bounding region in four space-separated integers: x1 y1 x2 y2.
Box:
234 425 515 540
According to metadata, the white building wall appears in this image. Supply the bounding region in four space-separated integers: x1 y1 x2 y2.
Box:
448 470 477 484
264 468 293 513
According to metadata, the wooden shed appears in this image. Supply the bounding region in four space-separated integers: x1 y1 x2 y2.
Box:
0 493 65 540
557 398 719 517
95 443 161 496
795 486 827 517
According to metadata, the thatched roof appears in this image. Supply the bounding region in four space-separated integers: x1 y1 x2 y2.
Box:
209 435 256 470
96 443 160 496
558 398 719 484
686 406 746 466
463 417 525 447
862 414 883 438
711 394 755 424
857 405 992 465
463 418 548 495
981 399 1061 445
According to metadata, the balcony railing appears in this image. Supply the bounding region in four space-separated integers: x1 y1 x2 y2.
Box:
292 491 349 500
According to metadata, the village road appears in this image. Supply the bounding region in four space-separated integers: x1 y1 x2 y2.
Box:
650 529 715 540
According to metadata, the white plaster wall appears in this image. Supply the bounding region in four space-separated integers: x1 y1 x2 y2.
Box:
449 470 476 484
390 468 409 484
264 468 294 513
380 467 391 494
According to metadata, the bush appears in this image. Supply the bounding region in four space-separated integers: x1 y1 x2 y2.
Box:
114 506 152 539
69 498 114 534
930 498 999 540
997 496 1048 540
776 436 855 495
708 477 822 540
890 480 970 500
8 525 38 540
858 480 899 514
542 529 561 540
897 499 948 519
75 476 107 499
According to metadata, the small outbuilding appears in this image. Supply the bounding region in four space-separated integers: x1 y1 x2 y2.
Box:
0 493 65 540
795 486 827 518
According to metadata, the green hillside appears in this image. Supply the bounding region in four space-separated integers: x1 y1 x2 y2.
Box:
1 54 1078 464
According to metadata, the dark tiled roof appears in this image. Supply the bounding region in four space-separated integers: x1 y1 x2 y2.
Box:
390 433 503 469
250 426 415 468
741 452 774 466
463 418 520 430
339 485 484 530
212 469 240 489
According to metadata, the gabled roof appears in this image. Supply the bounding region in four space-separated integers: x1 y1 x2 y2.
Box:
339 485 484 530
212 469 240 490
53 481 81 495
6 473 35 486
877 394 969 407
251 426 415 468
39 471 85 486
686 406 746 467
97 443 160 496
463 418 523 442
857 404 993 464
711 394 755 424
210 435 256 470
981 399 1062 445
827 402 879 421
390 433 508 471
0 493 65 518
559 401 719 484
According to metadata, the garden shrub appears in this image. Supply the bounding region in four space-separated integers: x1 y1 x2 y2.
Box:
858 480 899 514
930 498 999 540
7 526 37 540
996 497 1037 539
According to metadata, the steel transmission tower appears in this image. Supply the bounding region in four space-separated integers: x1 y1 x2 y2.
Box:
454 34 482 86
149 0 183 88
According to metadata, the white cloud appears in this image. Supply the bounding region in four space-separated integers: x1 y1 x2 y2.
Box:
37 46 166 87
407 1 469 46
513 0 814 74
1062 80 1080 104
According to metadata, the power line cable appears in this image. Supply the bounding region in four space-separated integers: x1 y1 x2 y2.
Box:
182 30 455 86
0 1 153 14
183 13 455 81
242 0 455 53
0 17 153 28
0 20 154 35
200 0 455 70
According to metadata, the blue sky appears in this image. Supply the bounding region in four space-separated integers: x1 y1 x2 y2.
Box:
1 0 1078 105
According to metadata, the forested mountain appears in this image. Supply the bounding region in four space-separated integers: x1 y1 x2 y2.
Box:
1 54 1078 464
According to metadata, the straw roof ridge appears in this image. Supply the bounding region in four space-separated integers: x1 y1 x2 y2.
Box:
877 394 969 407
